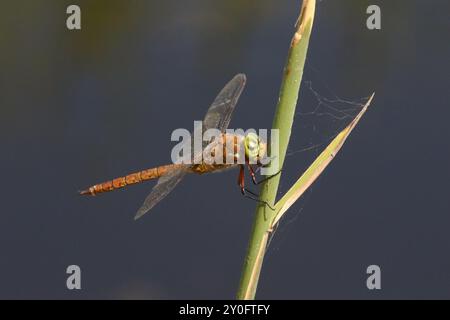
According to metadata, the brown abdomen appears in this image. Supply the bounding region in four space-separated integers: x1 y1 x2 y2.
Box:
79 164 183 196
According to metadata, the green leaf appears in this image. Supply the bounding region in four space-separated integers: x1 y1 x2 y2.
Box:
272 93 375 228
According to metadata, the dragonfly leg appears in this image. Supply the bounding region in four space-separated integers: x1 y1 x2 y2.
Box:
242 188 276 211
246 163 257 185
239 165 256 195
238 164 245 194
238 165 275 210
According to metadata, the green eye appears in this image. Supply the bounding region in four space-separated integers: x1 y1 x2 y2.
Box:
244 133 259 158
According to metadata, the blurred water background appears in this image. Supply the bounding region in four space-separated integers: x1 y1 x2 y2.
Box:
0 0 449 299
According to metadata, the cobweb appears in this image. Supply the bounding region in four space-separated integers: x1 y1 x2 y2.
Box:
265 74 370 255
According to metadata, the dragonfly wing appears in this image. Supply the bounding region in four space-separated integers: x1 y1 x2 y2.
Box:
134 168 187 220
203 73 246 133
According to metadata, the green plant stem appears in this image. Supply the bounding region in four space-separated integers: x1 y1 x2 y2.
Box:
236 0 316 300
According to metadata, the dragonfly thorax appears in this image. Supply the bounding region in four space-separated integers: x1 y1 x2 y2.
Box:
199 133 267 168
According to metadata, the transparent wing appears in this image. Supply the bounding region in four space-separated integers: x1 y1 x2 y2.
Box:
135 74 246 219
134 167 187 220
203 73 246 132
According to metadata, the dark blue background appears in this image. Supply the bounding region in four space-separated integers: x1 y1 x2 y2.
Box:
0 0 449 299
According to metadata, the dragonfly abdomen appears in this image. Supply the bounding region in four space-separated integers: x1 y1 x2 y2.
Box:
79 164 183 196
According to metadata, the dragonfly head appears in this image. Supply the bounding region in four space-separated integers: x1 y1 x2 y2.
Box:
244 132 267 163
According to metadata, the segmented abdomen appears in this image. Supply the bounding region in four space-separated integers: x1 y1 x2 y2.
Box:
80 164 183 196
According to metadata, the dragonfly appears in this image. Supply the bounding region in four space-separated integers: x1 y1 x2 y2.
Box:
80 74 271 220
